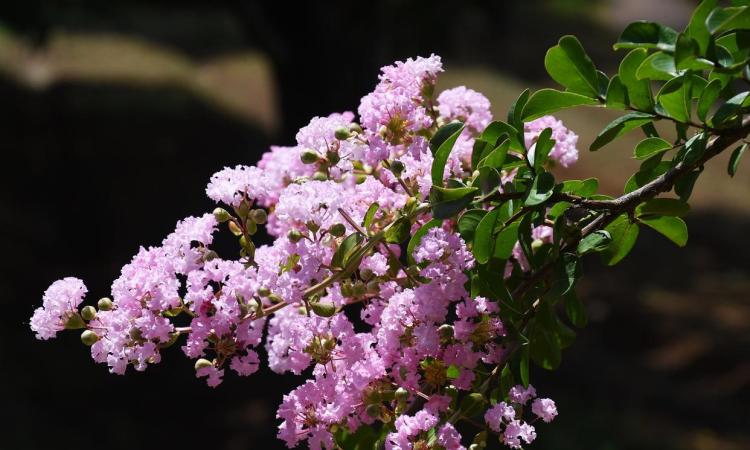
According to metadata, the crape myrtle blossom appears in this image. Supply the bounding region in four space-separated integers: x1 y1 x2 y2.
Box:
32 54 577 449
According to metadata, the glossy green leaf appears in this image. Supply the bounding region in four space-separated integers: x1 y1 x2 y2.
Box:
656 75 691 122
521 89 599 122
530 128 554 170
473 208 500 264
634 137 672 160
577 230 612 254
697 78 723 122
600 214 640 266
524 172 556 206
430 186 478 219
508 89 530 128
564 289 588 328
362 203 379 229
687 0 718 53
548 253 581 297
519 345 530 387
478 140 510 170
407 219 442 265
636 51 677 81
494 223 520 260
639 215 688 247
590 112 656 151
710 91 750 126
458 209 487 242
385 217 411 244
331 233 364 268
624 161 670 193
605 75 628 108
614 21 679 51
619 49 653 111
544 35 600 97
728 143 748 176
707 6 750 34
636 198 690 217
431 122 465 185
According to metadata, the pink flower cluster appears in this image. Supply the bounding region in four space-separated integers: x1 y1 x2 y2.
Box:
484 385 557 449
32 55 576 449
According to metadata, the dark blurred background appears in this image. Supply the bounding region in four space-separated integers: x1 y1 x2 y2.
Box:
1 1 748 449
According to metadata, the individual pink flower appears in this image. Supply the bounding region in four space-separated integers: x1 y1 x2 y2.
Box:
532 397 558 423
30 277 88 340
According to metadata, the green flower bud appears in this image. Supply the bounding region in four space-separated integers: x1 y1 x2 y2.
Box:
306 221 320 233
366 280 380 293
355 174 367 184
340 282 353 297
80 330 99 346
405 196 417 209
531 238 544 251
300 149 320 164
250 209 267 224
326 150 340 165
97 297 114 311
328 223 346 237
395 387 409 402
352 281 367 296
64 313 86 330
239 235 255 254
360 268 374 281
334 127 351 140
245 219 258 235
365 404 380 418
194 358 213 370
268 294 283 304
310 301 336 318
348 123 363 134
213 207 231 223
438 324 454 340
312 171 328 181
80 305 96 321
389 160 405 177
287 229 303 243
257 287 271 297
228 220 243 236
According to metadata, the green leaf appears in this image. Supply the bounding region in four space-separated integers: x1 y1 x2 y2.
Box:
561 178 599 196
600 215 640 266
494 223 520 260
614 21 679 51
564 289 587 328
362 203 379 229
473 208 501 264
634 137 672 160
707 6 750 34
521 89 599 122
687 0 718 53
524 172 555 206
605 75 628 108
619 49 653 111
710 91 750 127
407 219 442 265
530 128 554 170
624 161 670 193
519 345 530 387
430 186 478 219
728 143 748 176
636 198 690 217
590 112 656 151
544 35 600 97
508 89 530 128
431 122 465 185
548 253 581 297
639 215 688 247
636 51 678 81
446 364 461 379
655 75 691 123
478 140 510 169
676 132 707 166
458 209 487 242
385 217 411 244
331 233 364 268
577 230 612 254
697 78 723 122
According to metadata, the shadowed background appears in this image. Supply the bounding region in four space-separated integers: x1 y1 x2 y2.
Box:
1 1 748 449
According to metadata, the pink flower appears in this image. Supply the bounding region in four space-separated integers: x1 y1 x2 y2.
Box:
31 278 88 340
532 397 558 422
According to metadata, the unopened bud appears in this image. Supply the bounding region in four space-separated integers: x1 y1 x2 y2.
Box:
389 160 405 177
312 171 328 181
306 221 320 233
326 150 340 165
365 404 380 418
334 127 351 140
228 220 243 236
268 294 283 304
355 174 367 184
328 223 346 237
97 297 113 311
250 209 267 224
80 330 99 346
531 238 544 251
80 305 96 321
64 313 86 330
239 235 255 254
245 219 258 235
194 358 213 370
300 149 320 164
405 196 417 209
349 123 363 134
438 324 454 340
310 301 336 317
352 281 367 296
287 229 303 243
395 387 409 402
257 287 270 297
366 280 380 293
213 207 231 223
